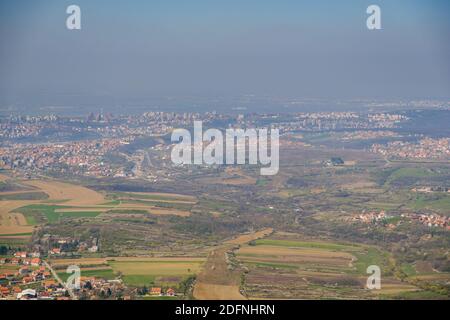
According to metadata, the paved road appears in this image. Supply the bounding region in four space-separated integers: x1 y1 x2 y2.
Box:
43 260 77 300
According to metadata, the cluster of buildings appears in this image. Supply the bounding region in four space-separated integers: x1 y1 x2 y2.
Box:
2 253 43 267
411 186 450 193
76 277 129 300
340 130 399 141
352 211 450 230
367 113 407 123
0 251 66 300
36 235 100 257
353 210 390 224
0 250 131 300
371 138 450 159
140 111 222 124
238 112 408 134
0 115 59 140
0 138 132 177
148 287 176 297
408 213 450 229
0 123 44 140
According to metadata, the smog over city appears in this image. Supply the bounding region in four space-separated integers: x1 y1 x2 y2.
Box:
0 0 449 313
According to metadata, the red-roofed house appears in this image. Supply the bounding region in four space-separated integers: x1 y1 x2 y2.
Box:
166 288 176 296
14 252 27 258
31 258 41 266
150 287 162 296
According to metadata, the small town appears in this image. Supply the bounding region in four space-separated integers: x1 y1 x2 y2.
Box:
371 138 450 160
0 250 179 300
352 210 450 230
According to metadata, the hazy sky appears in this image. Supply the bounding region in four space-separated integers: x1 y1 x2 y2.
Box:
0 0 449 105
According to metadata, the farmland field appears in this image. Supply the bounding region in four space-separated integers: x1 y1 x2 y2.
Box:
237 235 430 299
108 257 204 287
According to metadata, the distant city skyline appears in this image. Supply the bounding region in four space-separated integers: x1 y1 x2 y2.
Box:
1 0 449 111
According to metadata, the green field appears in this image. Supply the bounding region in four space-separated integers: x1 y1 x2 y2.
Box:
409 193 450 212
58 268 116 282
387 167 439 184
14 204 101 224
353 247 391 274
0 192 49 201
254 239 360 251
108 259 203 287
0 232 33 237
121 275 156 286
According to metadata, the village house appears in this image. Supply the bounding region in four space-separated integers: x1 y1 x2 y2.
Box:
49 248 61 255
88 245 99 253
12 286 21 296
22 276 33 284
22 258 31 266
150 287 162 296
31 258 41 266
14 252 27 258
43 279 57 290
166 288 176 296
0 286 10 297
19 266 30 275
30 252 41 258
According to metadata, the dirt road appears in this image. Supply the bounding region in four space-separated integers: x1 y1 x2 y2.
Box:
193 228 273 300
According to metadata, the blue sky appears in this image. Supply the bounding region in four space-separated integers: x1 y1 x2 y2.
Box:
0 0 449 104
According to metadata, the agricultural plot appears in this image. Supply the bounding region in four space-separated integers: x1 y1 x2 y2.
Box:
108 257 204 287
108 192 197 204
23 180 106 206
238 236 422 300
58 267 116 282
1 178 197 241
105 191 196 217
13 204 102 224
0 201 35 236
51 256 205 289
0 179 107 238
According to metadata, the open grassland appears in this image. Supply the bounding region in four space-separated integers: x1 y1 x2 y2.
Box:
409 193 450 212
386 167 440 184
109 260 203 275
109 258 204 287
104 191 196 216
239 246 355 269
197 167 257 186
0 191 49 201
51 256 205 287
111 202 191 217
14 204 102 224
57 267 116 282
109 192 197 204
252 239 360 252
